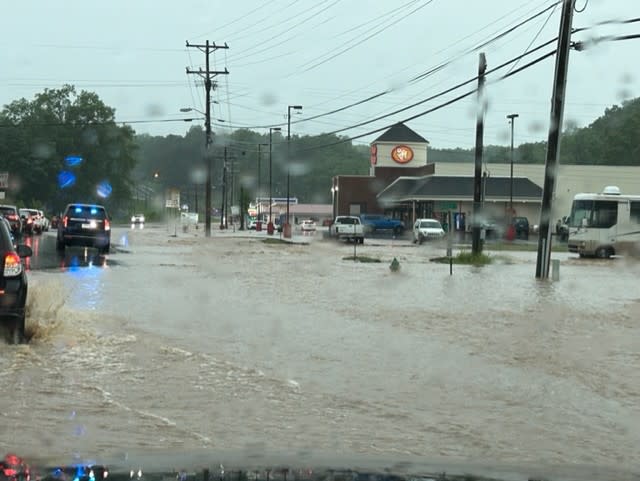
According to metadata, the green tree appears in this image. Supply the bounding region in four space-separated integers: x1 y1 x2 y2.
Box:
0 85 137 214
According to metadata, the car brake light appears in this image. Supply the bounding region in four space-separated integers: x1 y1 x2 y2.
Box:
4 252 22 277
104 218 111 231
63 216 68 228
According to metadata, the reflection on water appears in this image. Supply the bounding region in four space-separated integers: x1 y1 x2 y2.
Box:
60 249 109 270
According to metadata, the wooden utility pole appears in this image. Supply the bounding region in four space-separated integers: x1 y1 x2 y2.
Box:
536 0 576 278
185 40 229 237
472 52 487 255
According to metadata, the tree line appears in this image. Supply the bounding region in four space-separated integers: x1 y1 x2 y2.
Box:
431 97 640 165
1 85 637 217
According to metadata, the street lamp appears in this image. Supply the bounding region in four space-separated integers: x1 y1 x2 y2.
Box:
285 105 303 239
268 127 281 234
256 143 268 230
181 106 213 236
507 113 519 215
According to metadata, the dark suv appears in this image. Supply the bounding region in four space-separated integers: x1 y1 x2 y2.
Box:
511 216 530 240
0 216 32 344
0 205 22 238
57 203 111 253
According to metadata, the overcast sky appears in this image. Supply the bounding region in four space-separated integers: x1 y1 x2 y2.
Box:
1 0 638 149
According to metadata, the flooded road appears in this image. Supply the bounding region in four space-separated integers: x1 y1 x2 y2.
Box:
1 225 639 471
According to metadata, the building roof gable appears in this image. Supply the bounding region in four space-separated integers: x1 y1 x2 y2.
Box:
373 123 428 144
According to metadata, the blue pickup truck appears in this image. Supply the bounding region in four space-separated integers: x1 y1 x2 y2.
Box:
360 214 405 235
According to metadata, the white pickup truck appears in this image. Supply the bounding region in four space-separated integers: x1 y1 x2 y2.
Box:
330 216 365 244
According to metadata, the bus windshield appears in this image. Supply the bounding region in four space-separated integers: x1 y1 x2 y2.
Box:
570 199 618 228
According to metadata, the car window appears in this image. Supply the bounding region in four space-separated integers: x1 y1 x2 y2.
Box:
0 207 16 216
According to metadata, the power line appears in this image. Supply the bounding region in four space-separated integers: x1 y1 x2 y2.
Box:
192 1 282 39
227 1 567 130
506 1 559 75
221 14 640 132
295 48 559 153
216 34 561 132
298 0 437 73
223 0 324 46
227 0 341 62
410 0 561 83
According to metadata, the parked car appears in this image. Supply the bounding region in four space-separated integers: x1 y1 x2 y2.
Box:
413 218 445 244
300 219 317 232
57 203 111 254
360 214 404 235
0 216 33 344
19 208 42 235
330 216 364 244
0 205 22 238
38 210 50 231
511 216 530 240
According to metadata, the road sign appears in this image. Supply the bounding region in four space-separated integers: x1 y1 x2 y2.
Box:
165 188 180 208
0 172 8 189
436 201 457 210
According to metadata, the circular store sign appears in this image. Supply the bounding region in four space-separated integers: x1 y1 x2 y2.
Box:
391 145 414 164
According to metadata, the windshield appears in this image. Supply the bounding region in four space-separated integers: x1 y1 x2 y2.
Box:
1 1 639 478
419 220 441 229
569 199 618 228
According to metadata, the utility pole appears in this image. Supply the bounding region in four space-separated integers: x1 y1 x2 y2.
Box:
185 40 229 237
507 113 519 215
536 0 576 279
285 105 302 239
256 143 266 229
268 127 281 234
220 146 227 229
471 52 487 255
230 153 235 228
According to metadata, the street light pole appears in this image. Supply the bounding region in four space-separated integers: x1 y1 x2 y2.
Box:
507 113 519 215
285 105 302 239
268 127 281 234
257 143 268 229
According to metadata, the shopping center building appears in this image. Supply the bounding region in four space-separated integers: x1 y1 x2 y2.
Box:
331 122 640 232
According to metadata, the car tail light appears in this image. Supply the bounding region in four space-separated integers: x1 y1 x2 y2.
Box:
63 216 68 228
4 252 22 277
104 218 111 231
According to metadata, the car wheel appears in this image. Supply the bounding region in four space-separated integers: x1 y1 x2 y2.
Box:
7 314 25 345
595 247 610 259
418 234 424 245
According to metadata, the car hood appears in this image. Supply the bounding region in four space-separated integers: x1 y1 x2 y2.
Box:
21 450 637 481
